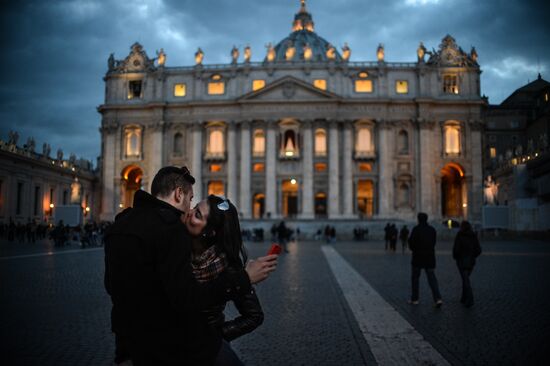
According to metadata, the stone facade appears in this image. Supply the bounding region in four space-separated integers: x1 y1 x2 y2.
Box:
98 2 484 224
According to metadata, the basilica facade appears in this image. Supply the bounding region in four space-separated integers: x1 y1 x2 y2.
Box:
98 1 484 223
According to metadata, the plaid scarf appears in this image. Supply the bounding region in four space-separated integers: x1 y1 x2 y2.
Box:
191 245 227 283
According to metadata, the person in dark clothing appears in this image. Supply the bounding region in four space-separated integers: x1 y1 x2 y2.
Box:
384 223 391 250
104 166 277 366
389 224 398 251
399 225 410 254
452 221 482 308
186 195 268 366
407 213 443 307
277 221 289 253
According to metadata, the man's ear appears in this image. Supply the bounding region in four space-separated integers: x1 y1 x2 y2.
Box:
174 187 183 203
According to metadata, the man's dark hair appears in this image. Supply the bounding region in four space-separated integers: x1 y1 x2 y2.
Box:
417 212 428 224
151 166 195 197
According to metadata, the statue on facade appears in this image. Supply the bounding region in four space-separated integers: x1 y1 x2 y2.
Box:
341 43 351 61
285 41 296 60
8 130 19 146
42 143 51 157
470 47 478 63
303 43 312 61
195 48 204 65
156 48 166 66
484 175 499 205
57 148 63 161
244 45 251 63
25 137 36 153
417 42 426 62
266 43 276 62
326 44 336 60
70 177 82 204
377 43 385 62
108 53 115 71
231 45 239 64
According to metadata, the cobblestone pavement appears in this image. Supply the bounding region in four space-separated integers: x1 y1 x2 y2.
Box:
1 238 549 365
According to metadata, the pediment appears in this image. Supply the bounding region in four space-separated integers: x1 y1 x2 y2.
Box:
238 76 341 102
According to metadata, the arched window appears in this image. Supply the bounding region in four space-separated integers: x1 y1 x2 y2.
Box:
398 183 410 207
173 133 184 155
315 129 327 156
207 181 224 196
355 127 373 155
444 125 461 155
253 129 265 157
398 130 409 154
208 129 225 155
283 130 298 157
124 127 141 158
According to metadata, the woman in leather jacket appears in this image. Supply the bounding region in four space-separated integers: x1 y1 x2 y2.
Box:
184 194 264 365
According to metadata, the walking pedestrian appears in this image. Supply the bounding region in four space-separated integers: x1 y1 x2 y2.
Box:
384 223 391 250
408 213 443 307
452 221 482 308
389 224 398 252
399 225 409 254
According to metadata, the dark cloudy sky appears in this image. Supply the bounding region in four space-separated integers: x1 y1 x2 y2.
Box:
1 0 549 163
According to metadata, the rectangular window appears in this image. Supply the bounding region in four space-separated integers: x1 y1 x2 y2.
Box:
443 75 459 94
358 163 372 172
174 83 186 97
314 163 327 172
210 164 222 172
253 163 265 172
128 80 143 99
355 80 373 93
34 186 40 216
490 147 497 158
395 80 408 94
208 82 225 95
16 182 23 215
313 79 327 90
252 80 265 91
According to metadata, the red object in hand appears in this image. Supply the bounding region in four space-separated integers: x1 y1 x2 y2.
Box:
267 243 282 255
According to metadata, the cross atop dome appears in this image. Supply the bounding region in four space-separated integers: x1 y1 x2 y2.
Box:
292 0 314 32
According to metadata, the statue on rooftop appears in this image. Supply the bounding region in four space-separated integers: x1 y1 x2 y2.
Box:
42 143 51 158
285 41 296 61
326 44 336 60
8 130 19 146
377 43 385 62
266 43 276 62
231 45 239 64
484 175 499 205
108 53 115 71
303 43 312 61
156 48 166 66
417 42 426 62
195 48 204 65
470 47 478 63
57 148 63 161
244 45 251 63
25 137 35 153
341 43 351 61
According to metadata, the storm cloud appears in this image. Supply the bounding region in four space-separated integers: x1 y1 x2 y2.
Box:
1 0 549 162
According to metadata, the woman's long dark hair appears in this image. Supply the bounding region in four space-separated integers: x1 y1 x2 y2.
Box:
202 195 247 268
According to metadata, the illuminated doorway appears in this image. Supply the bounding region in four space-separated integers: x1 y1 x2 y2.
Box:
253 193 265 219
357 180 374 218
441 163 466 217
121 165 143 208
282 179 299 217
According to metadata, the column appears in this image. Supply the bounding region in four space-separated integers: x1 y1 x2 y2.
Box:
227 122 237 202
100 123 117 221
191 121 203 205
418 120 435 218
239 121 252 218
378 121 393 217
265 120 277 218
300 120 314 219
148 121 164 192
470 121 483 221
342 122 354 217
328 120 340 218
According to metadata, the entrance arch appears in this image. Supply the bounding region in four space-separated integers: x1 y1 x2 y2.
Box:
440 163 466 218
253 193 265 219
282 179 299 218
121 165 143 208
357 180 374 218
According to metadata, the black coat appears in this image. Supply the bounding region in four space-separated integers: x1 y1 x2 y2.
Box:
452 230 482 269
408 223 437 268
104 190 252 366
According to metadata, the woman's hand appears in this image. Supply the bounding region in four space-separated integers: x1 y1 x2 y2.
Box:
245 255 278 284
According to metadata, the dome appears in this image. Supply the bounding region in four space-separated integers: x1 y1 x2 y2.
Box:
266 0 342 63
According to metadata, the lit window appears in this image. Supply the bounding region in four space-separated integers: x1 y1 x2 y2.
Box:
282 130 298 157
174 83 186 97
358 72 368 78
128 80 142 99
355 80 373 93
252 80 265 91
125 128 141 157
208 129 225 155
253 130 265 157
210 164 222 172
314 129 327 156
443 75 459 94
545 93 549 102
211 74 222 81
315 163 327 172
208 82 225 95
357 180 374 218
207 181 224 196
313 79 327 90
396 81 408 94
489 147 496 158
444 125 461 154
253 163 265 172
355 127 373 154
358 163 372 172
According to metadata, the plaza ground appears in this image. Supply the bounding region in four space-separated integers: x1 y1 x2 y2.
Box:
1 237 549 365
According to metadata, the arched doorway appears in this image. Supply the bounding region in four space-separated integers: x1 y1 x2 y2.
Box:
315 192 327 218
121 165 143 208
357 180 374 218
441 163 466 217
253 193 265 219
282 179 299 218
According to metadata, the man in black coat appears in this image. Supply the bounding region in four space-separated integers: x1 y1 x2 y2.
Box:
407 212 443 307
104 166 277 365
